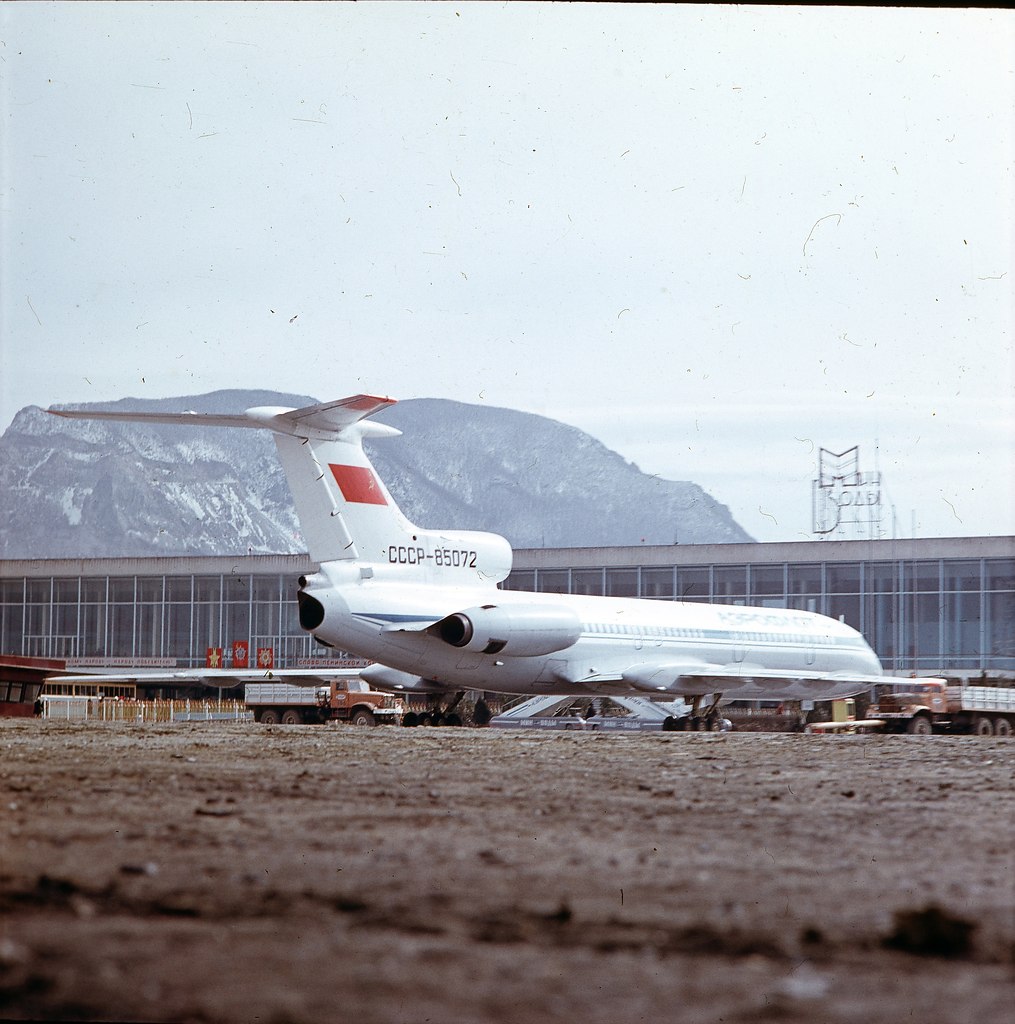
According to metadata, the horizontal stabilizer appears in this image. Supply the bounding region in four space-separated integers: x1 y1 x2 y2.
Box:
49 394 398 442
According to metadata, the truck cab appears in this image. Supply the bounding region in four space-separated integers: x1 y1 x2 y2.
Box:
867 680 948 734
318 679 399 725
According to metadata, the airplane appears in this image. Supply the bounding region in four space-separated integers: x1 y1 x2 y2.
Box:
49 393 885 728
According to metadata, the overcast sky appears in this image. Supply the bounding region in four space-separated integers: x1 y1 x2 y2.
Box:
2 3 1012 544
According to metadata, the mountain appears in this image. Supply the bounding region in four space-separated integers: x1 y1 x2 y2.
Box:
0 390 752 558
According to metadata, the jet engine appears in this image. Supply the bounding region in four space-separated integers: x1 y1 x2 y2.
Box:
431 603 582 657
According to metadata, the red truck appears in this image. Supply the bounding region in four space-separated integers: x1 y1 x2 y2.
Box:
245 679 402 726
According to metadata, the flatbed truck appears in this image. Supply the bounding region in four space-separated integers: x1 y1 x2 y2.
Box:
245 679 401 726
866 680 1015 736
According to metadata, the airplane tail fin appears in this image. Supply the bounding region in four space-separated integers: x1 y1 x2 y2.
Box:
49 395 512 583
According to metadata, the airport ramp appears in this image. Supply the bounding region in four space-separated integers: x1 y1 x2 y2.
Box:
490 695 690 731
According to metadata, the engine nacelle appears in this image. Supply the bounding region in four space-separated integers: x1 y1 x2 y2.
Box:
432 603 582 657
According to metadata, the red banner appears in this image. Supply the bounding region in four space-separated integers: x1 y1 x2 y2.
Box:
232 641 249 668
256 647 274 670
206 647 224 669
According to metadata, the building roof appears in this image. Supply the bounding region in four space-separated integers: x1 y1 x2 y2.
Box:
0 536 1011 578
512 535 1014 569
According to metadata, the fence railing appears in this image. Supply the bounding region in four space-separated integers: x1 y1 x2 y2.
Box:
41 696 251 723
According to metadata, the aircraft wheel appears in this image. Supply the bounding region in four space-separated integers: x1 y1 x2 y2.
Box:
994 718 1012 738
260 709 280 725
974 715 994 737
473 699 492 727
906 715 933 735
281 709 302 726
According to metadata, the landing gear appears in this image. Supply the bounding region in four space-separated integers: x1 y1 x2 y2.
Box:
677 694 727 732
674 713 723 732
402 691 467 727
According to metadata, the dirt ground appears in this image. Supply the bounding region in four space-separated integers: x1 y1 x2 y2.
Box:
1 720 1012 1024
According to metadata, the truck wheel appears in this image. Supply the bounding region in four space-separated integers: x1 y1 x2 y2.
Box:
350 709 375 727
906 715 933 736
260 709 280 725
974 716 994 737
994 718 1012 738
281 709 302 726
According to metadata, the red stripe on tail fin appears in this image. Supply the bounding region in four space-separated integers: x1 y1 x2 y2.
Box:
329 464 388 505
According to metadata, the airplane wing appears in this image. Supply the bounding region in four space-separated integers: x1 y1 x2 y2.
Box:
48 668 366 690
617 662 883 699
359 664 455 695
533 661 883 700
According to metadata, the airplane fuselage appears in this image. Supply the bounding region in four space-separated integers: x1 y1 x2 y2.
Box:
300 559 881 701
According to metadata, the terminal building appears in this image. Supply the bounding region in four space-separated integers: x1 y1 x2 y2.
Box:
1 535 1012 700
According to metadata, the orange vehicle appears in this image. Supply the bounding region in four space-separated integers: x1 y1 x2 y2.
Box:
245 679 401 726
866 680 1015 737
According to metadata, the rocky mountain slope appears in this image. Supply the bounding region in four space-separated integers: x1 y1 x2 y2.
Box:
0 390 751 558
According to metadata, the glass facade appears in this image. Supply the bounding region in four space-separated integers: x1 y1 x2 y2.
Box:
0 566 331 669
1 546 1012 674
504 553 1015 673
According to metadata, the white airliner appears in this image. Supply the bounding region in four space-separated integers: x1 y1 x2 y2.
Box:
50 394 884 726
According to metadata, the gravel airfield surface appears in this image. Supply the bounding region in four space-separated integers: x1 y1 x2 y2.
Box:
1 720 1012 1023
